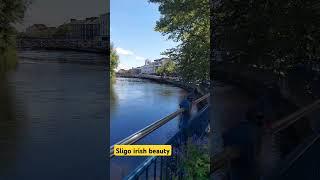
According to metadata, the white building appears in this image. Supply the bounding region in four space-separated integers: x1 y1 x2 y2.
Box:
140 58 171 75
154 58 170 71
141 59 156 74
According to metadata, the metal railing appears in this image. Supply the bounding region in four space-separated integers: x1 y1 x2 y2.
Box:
211 98 320 178
270 99 320 134
110 93 210 158
125 104 210 180
110 94 210 180
110 108 184 158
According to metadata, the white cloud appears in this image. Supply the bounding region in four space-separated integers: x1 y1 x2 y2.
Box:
115 47 134 56
135 56 145 60
116 63 131 71
114 47 146 69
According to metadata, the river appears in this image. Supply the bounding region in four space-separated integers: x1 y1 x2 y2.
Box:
110 77 187 179
0 50 107 180
0 50 187 180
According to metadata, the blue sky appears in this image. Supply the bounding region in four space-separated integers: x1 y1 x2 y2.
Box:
111 0 177 70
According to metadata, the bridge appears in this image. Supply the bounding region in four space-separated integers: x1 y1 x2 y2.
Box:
16 37 108 54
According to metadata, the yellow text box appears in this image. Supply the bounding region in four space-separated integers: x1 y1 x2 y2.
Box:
114 145 172 156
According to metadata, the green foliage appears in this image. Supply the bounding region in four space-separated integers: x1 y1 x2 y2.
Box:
174 138 210 180
156 60 176 76
213 0 320 74
0 38 18 73
0 0 29 74
110 43 119 78
53 24 71 38
149 0 210 83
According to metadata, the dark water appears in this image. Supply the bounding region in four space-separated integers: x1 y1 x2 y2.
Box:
110 78 187 179
0 50 107 180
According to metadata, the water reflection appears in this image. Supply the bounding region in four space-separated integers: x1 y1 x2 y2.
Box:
110 78 118 114
0 78 18 177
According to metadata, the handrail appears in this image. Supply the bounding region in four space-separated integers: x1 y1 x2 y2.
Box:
110 109 184 158
125 104 210 179
110 93 210 158
193 93 210 105
211 99 320 174
271 99 320 134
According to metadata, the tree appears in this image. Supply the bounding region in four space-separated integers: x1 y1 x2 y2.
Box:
110 43 119 77
156 60 176 77
53 24 71 39
0 0 30 73
213 0 320 75
149 0 210 83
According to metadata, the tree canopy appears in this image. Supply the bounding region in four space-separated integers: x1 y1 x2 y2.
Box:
213 0 320 74
149 0 210 83
0 0 29 47
156 60 176 76
0 0 29 72
53 24 71 39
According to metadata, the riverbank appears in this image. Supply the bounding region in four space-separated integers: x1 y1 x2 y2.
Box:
117 74 187 88
17 47 107 54
116 74 209 95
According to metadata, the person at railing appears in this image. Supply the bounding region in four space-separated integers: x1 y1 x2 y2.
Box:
178 95 193 144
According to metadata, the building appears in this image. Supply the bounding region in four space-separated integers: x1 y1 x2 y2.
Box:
99 13 109 39
139 58 172 75
25 24 56 38
84 17 100 40
128 67 141 74
69 17 100 40
98 13 109 48
66 14 108 49
68 17 100 40
141 59 156 74
154 58 170 71
68 19 84 39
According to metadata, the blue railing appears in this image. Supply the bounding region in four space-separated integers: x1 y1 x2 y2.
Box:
125 104 210 179
110 93 210 179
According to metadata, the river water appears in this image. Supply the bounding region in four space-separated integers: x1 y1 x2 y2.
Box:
110 77 187 179
0 50 107 180
0 50 187 180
